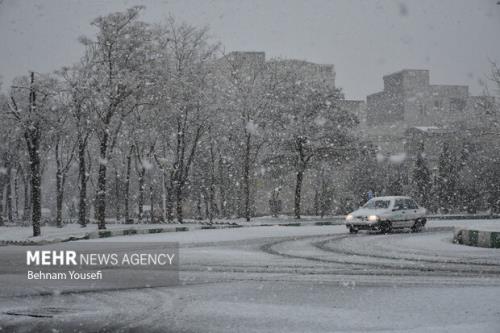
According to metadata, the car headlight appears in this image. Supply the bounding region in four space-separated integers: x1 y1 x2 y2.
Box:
368 215 379 222
346 214 353 221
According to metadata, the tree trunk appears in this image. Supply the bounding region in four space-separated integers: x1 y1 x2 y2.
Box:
55 170 64 228
137 167 145 223
23 169 30 222
0 174 5 226
149 183 154 223
124 146 132 224
55 142 64 228
208 146 216 223
218 157 227 218
313 188 319 216
162 173 167 222
14 169 19 221
208 186 215 223
25 72 42 237
176 182 183 223
78 138 87 227
96 132 109 230
243 133 251 222
294 169 304 219
6 163 12 223
196 192 203 220
28 142 42 236
114 169 121 223
320 180 327 218
204 193 210 221
165 185 174 223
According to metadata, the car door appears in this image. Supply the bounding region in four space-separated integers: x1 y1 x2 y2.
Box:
403 199 417 227
392 199 406 228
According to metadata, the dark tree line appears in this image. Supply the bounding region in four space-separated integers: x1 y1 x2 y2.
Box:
1 8 499 237
0 7 359 236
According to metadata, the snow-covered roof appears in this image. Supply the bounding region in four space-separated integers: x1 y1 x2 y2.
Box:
370 196 411 201
383 69 429 77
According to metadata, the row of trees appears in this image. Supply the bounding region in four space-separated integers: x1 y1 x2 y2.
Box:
413 137 500 214
0 7 359 236
1 7 499 237
349 124 500 215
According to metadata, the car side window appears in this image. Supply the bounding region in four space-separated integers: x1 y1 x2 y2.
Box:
394 199 404 210
402 199 411 210
400 199 409 210
407 200 418 209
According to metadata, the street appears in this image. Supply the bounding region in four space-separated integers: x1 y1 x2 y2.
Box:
0 219 499 332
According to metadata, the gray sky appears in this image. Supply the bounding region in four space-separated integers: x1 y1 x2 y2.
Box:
0 0 499 99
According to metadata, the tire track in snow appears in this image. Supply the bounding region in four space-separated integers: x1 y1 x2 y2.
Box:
260 230 500 277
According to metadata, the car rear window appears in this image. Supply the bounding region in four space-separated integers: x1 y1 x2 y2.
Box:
406 199 418 209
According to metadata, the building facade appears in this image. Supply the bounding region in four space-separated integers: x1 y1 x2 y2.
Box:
224 51 336 88
365 69 496 157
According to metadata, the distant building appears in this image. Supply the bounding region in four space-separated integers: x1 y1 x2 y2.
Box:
224 51 266 67
223 51 336 88
365 69 496 155
337 99 366 128
273 58 336 88
221 51 367 215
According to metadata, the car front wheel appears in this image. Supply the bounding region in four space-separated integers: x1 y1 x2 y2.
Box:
380 221 392 234
349 227 358 234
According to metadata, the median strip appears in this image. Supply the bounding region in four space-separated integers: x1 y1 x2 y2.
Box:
453 227 500 248
0 223 271 246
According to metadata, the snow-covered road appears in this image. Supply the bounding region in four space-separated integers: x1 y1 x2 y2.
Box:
1 219 499 332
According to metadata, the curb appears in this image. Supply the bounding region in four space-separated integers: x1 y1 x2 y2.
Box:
428 214 500 220
0 220 344 246
0 224 245 246
453 227 500 248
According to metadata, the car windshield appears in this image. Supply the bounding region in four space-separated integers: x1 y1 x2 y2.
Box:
363 199 390 209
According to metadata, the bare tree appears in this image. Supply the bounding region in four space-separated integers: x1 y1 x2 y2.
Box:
267 62 357 219
153 19 218 223
80 6 152 229
217 52 278 221
59 53 96 227
0 103 20 225
47 95 78 228
7 72 56 236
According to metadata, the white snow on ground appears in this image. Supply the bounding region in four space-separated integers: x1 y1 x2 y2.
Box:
0 218 499 332
389 232 498 254
90 225 346 244
0 217 498 243
0 223 198 242
0 215 334 242
318 232 500 267
429 218 500 231
0 282 498 332
198 215 342 225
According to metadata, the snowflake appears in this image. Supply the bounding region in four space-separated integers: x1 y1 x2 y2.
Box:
389 153 407 164
142 160 153 170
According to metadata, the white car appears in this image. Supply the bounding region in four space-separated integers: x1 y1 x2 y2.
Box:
345 196 427 234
